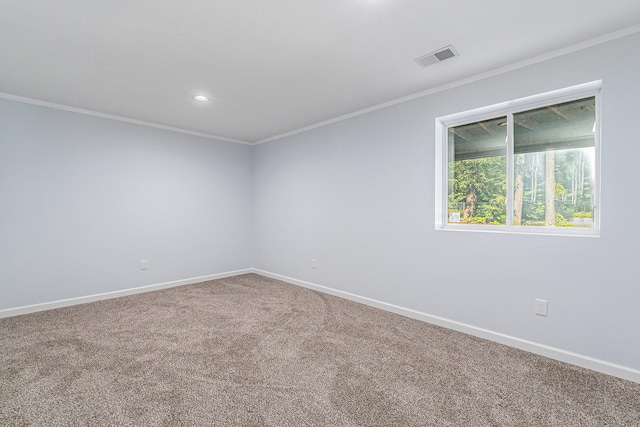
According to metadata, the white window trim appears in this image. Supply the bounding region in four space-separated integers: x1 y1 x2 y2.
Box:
435 80 602 237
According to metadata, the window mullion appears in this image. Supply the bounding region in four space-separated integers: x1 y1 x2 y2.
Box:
506 113 514 228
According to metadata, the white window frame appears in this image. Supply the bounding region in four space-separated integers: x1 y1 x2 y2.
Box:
435 81 601 236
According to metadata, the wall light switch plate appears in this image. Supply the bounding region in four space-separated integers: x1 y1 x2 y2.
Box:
140 260 148 270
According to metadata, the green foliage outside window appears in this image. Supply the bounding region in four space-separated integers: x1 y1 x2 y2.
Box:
448 156 506 225
448 149 594 227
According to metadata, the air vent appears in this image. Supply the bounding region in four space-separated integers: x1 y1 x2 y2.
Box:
414 45 458 68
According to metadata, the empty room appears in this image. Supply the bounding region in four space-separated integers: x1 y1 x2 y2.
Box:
1 1 640 425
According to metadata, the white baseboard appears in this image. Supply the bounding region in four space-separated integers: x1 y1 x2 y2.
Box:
0 268 253 319
251 268 640 384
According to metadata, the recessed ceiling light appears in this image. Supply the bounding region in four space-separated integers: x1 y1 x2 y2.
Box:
193 95 210 102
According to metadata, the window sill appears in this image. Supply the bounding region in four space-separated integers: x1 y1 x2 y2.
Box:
436 223 599 237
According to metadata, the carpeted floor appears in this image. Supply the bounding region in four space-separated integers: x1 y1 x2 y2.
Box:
1 273 639 426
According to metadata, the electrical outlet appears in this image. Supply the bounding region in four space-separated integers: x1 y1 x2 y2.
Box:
311 259 316 269
140 260 148 270
534 299 548 316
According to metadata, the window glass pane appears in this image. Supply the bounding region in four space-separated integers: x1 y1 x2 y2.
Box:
513 97 595 227
447 116 507 225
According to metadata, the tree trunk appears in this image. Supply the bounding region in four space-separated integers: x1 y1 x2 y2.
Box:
579 151 585 196
514 154 525 225
544 151 556 226
571 161 577 205
464 183 477 219
531 154 538 202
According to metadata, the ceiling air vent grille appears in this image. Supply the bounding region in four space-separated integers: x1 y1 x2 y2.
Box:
414 45 458 68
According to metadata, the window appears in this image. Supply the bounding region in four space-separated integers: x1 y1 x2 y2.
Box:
435 81 600 235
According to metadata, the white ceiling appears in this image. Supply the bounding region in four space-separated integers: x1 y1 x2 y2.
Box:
1 1 639 144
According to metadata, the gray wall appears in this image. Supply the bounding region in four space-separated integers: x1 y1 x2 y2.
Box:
252 32 640 371
0 99 252 310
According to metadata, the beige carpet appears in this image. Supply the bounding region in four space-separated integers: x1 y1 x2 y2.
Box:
1 273 639 426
